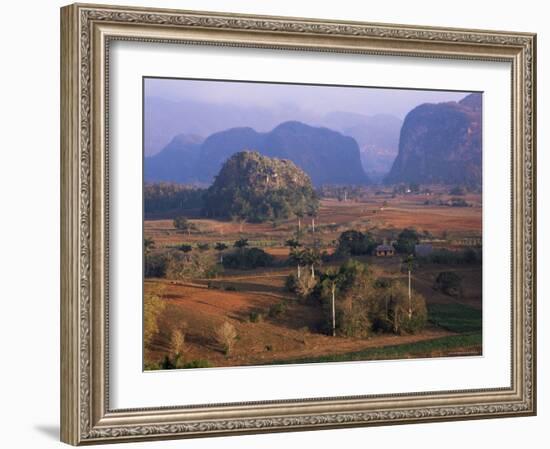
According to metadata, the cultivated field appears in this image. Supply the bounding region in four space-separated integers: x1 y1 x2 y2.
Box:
144 189 482 369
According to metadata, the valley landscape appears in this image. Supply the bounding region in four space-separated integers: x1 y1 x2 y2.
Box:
143 78 483 370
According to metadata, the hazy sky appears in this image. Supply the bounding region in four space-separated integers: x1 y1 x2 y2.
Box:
145 77 473 119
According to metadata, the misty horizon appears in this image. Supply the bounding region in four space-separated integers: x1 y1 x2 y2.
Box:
144 77 476 158
145 77 472 120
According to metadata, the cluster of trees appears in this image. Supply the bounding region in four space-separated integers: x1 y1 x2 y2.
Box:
394 228 420 254
332 228 420 257
144 183 205 216
316 185 367 202
222 239 274 270
202 151 319 223
144 248 220 280
421 248 481 265
287 260 427 337
393 183 421 195
335 230 377 257
144 236 277 279
447 198 470 207
320 261 427 337
145 313 238 370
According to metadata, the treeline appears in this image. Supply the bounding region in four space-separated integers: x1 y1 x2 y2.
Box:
144 183 205 216
317 185 368 202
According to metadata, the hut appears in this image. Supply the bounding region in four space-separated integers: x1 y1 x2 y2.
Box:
375 244 395 257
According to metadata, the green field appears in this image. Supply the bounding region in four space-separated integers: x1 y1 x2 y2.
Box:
427 302 482 333
266 332 482 365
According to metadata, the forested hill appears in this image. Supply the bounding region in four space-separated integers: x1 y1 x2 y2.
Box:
384 93 482 187
203 151 318 222
145 121 369 186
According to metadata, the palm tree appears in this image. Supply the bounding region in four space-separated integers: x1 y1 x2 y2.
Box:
307 205 317 233
325 270 340 337
402 254 416 319
295 210 304 231
234 238 249 255
289 248 305 279
214 242 228 263
302 248 321 279
285 238 301 251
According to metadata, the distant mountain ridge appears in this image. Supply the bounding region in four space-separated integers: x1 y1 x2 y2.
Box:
145 121 370 186
145 96 403 178
384 93 482 186
144 134 203 183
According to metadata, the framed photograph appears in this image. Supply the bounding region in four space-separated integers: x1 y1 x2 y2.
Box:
60 3 537 445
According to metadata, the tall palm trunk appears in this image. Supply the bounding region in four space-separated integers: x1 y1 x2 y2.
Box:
331 283 336 337
408 269 412 319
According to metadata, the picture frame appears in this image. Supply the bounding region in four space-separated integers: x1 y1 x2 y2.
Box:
60 2 537 445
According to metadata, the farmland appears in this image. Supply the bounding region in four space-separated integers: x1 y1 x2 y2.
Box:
144 187 482 369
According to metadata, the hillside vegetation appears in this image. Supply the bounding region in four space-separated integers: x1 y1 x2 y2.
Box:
203 151 319 223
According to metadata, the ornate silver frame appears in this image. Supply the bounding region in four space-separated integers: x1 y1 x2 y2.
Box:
60 3 537 445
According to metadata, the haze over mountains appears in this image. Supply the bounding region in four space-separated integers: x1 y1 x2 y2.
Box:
145 121 369 186
144 96 402 179
144 84 481 187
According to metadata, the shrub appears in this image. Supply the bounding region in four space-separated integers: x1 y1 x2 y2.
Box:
222 247 274 270
177 244 193 253
450 198 469 207
285 273 316 298
173 216 197 234
285 273 299 292
248 310 264 323
160 355 177 370
295 275 317 298
143 291 165 347
434 271 463 297
268 301 287 318
165 251 220 279
215 322 238 355
157 355 212 370
182 359 212 369
144 252 169 278
169 328 186 357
